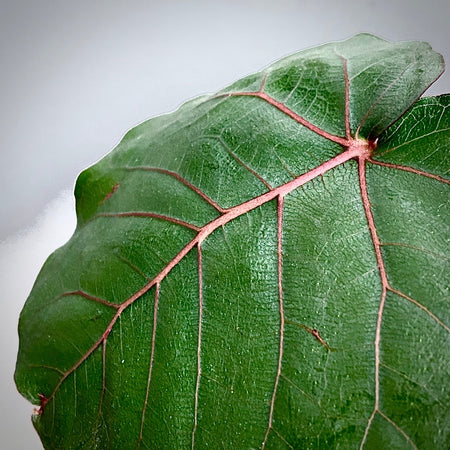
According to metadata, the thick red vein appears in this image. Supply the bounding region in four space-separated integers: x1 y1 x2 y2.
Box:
262 195 285 448
358 156 389 448
359 153 447 448
192 244 203 449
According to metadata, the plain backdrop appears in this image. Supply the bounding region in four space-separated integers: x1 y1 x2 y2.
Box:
1 0 448 448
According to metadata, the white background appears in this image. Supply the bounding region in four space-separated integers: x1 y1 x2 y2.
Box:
1 0 448 447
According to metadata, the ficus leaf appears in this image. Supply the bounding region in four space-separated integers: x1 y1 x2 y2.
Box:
15 34 449 449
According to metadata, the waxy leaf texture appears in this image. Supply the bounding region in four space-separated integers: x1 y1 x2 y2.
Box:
15 34 449 449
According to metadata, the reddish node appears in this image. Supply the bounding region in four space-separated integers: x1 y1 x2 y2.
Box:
348 137 375 160
37 393 49 415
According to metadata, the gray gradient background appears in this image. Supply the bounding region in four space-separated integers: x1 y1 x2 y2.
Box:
1 0 448 448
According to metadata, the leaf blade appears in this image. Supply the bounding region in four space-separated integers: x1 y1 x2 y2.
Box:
15 34 448 449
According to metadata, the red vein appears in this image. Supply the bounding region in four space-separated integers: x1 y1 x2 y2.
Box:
192 244 203 449
127 166 227 213
368 158 450 184
262 195 285 448
237 157 273 190
359 154 448 447
94 212 201 231
60 290 119 309
358 156 389 448
198 147 361 242
138 283 160 448
227 84 348 147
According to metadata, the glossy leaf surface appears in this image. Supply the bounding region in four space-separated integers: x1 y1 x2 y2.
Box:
15 34 449 449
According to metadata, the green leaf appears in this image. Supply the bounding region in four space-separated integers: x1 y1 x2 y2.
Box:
15 34 449 449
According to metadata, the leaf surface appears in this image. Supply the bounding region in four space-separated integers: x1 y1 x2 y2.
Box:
15 34 449 449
